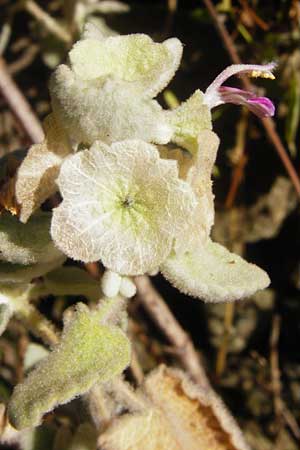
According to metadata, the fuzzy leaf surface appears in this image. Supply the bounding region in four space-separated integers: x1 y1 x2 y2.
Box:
161 239 270 302
166 90 212 154
0 302 12 336
0 257 65 284
8 303 131 429
50 67 172 146
0 211 63 265
69 33 182 97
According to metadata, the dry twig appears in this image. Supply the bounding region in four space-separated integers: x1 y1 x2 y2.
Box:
129 345 144 385
24 0 72 44
134 275 209 389
0 56 44 144
215 301 235 378
215 113 249 378
270 314 282 420
8 44 39 75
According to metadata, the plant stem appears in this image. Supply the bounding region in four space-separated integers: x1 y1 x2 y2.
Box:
109 377 147 412
134 275 209 389
0 57 44 144
87 383 113 430
16 303 60 347
23 0 72 44
215 302 235 378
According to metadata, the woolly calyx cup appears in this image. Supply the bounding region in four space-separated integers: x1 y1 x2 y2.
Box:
166 63 275 154
49 33 182 146
166 90 212 154
51 140 197 275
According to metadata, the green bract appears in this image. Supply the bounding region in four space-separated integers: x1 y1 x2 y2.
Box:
160 130 270 301
50 71 172 146
51 139 197 275
8 302 131 429
166 90 212 154
50 33 182 146
69 34 182 97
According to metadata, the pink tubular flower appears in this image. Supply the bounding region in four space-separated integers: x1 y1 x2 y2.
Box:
203 63 276 118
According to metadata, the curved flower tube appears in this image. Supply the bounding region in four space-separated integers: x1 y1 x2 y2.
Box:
203 63 276 118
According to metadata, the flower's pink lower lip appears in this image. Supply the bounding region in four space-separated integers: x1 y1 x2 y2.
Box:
203 63 276 117
218 86 275 118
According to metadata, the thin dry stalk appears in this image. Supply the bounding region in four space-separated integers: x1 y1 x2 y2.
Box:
8 44 39 75
109 377 146 412
17 304 60 347
215 301 235 378
129 346 144 385
134 275 209 389
63 0 79 36
215 114 248 378
24 0 72 44
225 110 249 209
0 57 44 144
225 153 248 210
88 384 113 430
270 315 283 420
85 262 101 279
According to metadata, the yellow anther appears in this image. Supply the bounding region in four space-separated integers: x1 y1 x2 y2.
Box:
250 70 275 80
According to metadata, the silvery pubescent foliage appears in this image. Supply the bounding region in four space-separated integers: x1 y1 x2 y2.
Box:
4 22 275 434
47 23 274 301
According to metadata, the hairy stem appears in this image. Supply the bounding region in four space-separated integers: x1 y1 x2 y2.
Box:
16 303 60 347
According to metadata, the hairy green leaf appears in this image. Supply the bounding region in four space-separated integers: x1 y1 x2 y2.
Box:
0 257 66 284
161 240 270 303
8 302 131 429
